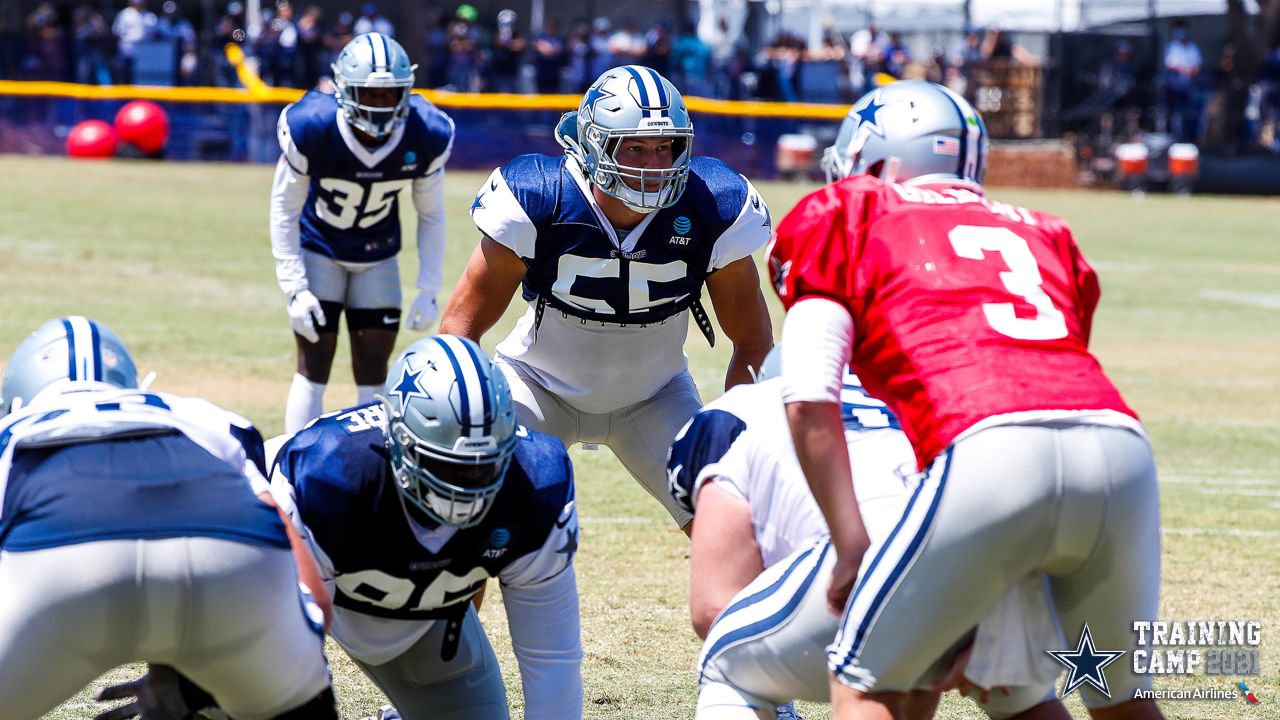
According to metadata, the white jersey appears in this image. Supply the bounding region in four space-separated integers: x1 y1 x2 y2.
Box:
668 376 916 568
471 153 771 414
0 386 269 502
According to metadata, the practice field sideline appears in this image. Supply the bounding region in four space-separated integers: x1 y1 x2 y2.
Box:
1 156 1275 719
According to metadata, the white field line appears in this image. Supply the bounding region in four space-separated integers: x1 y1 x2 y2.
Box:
1162 527 1280 538
1160 474 1279 486
1199 289 1280 311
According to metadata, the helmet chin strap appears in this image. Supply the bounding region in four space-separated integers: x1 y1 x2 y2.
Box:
880 156 902 184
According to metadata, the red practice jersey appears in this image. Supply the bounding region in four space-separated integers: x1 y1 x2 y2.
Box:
769 175 1136 467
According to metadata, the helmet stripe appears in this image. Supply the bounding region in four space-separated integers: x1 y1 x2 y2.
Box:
936 87 968 179
455 338 494 435
88 319 103 382
624 65 663 119
644 67 669 114
63 316 98 382
367 33 386 71
431 336 486 438
60 318 77 380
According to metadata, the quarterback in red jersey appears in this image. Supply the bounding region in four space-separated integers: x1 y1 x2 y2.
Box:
770 81 1163 720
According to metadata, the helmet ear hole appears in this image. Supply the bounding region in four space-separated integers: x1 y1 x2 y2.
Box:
866 159 885 178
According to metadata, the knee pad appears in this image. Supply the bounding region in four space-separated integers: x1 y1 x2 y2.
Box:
347 307 400 332
316 301 344 334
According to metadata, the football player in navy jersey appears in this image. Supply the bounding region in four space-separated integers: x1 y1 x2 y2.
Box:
271 32 456 433
440 65 774 532
0 317 337 720
268 335 582 720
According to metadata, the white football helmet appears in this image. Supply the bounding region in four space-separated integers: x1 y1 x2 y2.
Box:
332 32 417 139
822 80 988 186
2 316 139 415
557 65 694 213
380 335 517 528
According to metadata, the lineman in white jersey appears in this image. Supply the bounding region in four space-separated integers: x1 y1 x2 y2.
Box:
440 65 774 531
667 350 1069 720
267 336 581 719
0 317 336 720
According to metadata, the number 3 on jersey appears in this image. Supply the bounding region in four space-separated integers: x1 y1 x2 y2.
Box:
317 178 411 230
947 225 1068 341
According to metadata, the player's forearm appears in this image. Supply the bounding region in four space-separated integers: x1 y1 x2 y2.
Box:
725 339 773 389
412 172 447 295
259 491 332 628
269 157 310 297
439 239 524 341
787 402 869 560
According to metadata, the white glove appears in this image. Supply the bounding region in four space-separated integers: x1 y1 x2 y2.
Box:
405 290 439 332
288 290 326 343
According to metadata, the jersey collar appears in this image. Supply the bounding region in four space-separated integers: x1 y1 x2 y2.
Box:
336 108 407 169
564 157 660 254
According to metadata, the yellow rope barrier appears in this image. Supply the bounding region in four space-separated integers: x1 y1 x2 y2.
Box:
0 74 850 120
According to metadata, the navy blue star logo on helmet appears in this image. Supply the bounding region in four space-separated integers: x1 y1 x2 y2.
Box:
583 83 616 120
1047 624 1125 698
855 93 888 137
389 365 431 405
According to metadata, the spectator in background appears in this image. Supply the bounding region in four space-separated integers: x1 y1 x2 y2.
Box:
323 10 354 68
672 20 712 97
213 0 245 86
531 17 565 94
422 8 450 88
608 17 645 65
1099 40 1139 133
155 0 198 84
848 21 888 94
73 5 113 84
1164 20 1203 142
563 19 591 92
884 32 910 78
112 0 156 83
588 17 614 81
21 2 64 80
643 21 672 77
982 26 1038 66
489 9 526 93
1261 44 1280 150
296 6 325 88
446 4 482 91
354 3 393 38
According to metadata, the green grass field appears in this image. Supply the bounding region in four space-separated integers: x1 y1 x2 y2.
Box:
1 155 1276 719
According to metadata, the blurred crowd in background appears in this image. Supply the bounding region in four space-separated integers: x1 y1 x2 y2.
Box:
3 0 1279 153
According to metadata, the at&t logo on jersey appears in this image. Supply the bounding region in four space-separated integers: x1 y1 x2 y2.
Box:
483 527 510 558
401 150 418 172
670 215 692 246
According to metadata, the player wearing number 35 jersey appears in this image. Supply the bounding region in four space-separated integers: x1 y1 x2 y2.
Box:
271 32 455 434
770 81 1163 719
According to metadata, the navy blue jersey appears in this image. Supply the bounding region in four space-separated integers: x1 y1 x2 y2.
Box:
472 154 771 325
280 91 455 263
275 404 574 621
